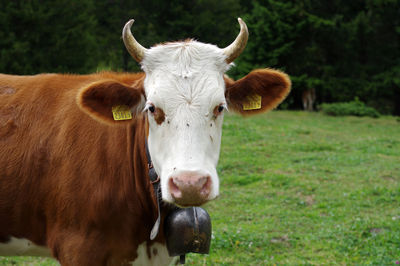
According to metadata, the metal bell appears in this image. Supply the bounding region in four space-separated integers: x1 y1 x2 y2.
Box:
164 207 212 257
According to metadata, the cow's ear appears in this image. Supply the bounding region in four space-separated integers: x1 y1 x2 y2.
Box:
77 79 145 125
225 68 291 115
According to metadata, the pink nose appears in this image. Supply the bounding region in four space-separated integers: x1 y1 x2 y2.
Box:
169 171 211 206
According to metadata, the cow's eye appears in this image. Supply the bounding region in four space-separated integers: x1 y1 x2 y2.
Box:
145 103 156 114
148 105 155 113
213 104 227 117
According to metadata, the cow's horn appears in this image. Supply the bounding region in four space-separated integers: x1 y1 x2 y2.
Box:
222 18 249 64
122 19 148 62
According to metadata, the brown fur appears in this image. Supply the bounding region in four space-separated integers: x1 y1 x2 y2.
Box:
153 107 166 125
224 68 291 115
0 68 290 265
0 72 166 265
78 79 144 125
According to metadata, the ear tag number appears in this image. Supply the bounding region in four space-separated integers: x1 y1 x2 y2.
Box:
243 94 262 110
112 105 132 121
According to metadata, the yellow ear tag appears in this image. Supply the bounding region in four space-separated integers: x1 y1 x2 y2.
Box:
112 105 132 121
243 94 262 110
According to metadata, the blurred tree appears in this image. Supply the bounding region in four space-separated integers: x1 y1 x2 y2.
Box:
94 0 242 71
0 0 398 114
0 0 98 74
228 0 332 109
229 0 400 114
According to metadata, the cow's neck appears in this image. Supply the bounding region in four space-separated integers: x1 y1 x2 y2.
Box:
127 115 170 243
127 115 157 221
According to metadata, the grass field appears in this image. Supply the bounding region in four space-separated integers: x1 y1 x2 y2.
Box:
1 111 399 265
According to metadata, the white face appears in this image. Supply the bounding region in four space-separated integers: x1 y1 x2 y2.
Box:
141 41 230 206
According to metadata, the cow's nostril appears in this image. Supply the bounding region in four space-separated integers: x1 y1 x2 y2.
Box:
200 176 211 196
194 176 207 187
169 178 182 198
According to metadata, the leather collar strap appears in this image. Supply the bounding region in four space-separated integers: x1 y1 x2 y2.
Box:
146 139 161 240
145 140 187 264
145 139 159 184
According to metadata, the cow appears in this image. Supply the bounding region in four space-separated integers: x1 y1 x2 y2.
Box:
0 18 291 265
302 87 316 111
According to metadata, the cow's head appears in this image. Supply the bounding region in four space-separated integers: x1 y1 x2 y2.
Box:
78 18 291 207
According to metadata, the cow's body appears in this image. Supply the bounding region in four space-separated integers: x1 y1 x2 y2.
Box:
0 72 173 265
0 18 291 265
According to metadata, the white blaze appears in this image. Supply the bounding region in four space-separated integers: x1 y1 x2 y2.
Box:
141 41 231 204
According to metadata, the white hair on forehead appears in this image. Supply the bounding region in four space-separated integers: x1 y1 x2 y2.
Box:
141 40 231 76
145 70 226 119
141 40 230 120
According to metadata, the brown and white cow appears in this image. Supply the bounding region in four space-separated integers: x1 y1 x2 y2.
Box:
0 18 290 265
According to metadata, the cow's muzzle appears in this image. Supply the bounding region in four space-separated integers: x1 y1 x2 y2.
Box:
169 171 212 206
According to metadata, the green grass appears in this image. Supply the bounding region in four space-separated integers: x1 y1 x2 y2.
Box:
1 111 400 265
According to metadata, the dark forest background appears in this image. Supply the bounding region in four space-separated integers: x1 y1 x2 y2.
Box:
1 0 399 114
